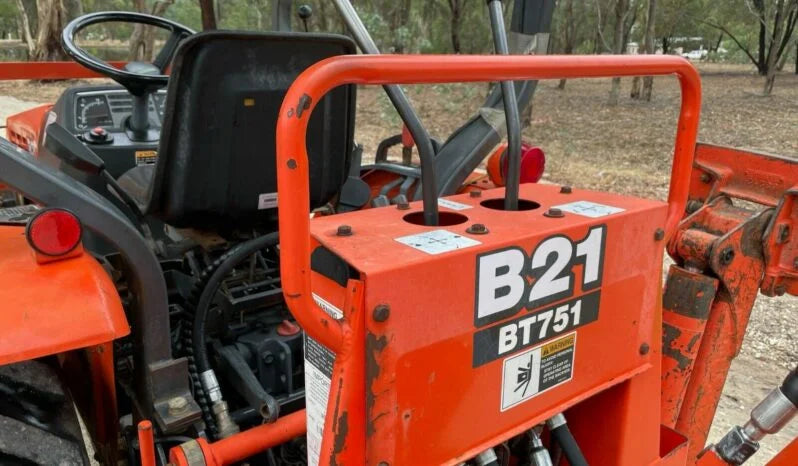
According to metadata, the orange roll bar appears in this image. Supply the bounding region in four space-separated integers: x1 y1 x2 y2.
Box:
275 54 701 353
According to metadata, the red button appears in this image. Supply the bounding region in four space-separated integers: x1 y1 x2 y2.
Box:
91 127 106 136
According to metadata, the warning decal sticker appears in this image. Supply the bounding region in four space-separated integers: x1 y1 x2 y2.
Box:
552 200 625 218
395 229 481 255
500 332 576 411
304 293 339 466
304 336 334 466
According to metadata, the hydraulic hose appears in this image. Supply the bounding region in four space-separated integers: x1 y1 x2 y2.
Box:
547 414 588 466
192 232 280 373
187 233 281 429
332 0 439 226
487 0 522 211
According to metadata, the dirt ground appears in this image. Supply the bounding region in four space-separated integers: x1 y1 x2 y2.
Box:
0 62 796 463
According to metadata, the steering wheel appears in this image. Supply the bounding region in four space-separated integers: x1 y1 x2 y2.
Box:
62 11 195 97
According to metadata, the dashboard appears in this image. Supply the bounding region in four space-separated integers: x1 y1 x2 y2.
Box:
74 88 167 131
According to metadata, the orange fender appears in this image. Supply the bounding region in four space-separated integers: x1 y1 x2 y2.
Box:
0 226 129 365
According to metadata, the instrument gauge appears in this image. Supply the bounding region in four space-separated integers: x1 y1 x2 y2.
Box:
75 95 113 131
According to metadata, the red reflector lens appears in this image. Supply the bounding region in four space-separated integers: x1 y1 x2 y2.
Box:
26 209 82 256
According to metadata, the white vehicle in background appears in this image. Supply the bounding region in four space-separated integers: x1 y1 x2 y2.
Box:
682 47 708 60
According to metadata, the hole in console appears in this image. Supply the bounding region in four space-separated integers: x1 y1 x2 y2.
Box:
480 198 540 211
403 211 469 226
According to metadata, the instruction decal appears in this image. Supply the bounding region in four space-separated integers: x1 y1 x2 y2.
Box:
135 150 157 166
552 200 625 218
304 293 339 466
500 332 576 411
395 229 481 255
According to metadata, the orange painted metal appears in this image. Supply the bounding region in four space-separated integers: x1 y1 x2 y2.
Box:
0 61 127 80
138 420 156 466
5 104 51 154
767 435 798 466
275 53 700 354
169 410 306 466
0 225 129 365
695 449 730 466
689 143 798 208
275 54 699 465
761 187 798 297
660 265 718 426
669 198 773 461
87 343 120 463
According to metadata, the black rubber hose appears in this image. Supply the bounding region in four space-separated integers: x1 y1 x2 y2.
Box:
550 423 588 466
192 233 280 373
487 0 522 211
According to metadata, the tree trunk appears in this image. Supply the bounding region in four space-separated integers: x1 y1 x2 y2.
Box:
712 32 723 53
14 0 35 55
199 0 217 30
130 1 173 61
763 0 788 95
558 0 575 90
32 0 68 61
608 0 628 106
755 0 768 74
641 0 657 101
449 0 463 53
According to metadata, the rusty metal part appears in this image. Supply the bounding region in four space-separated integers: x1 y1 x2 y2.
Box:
661 266 718 427
466 223 490 234
669 196 773 461
761 187 798 296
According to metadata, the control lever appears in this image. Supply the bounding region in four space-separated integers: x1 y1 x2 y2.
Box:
44 123 151 237
487 0 522 211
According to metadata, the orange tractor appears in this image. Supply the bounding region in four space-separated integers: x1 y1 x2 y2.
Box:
0 1 795 465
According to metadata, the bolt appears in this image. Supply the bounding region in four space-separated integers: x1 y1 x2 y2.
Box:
719 247 735 265
775 285 787 296
639 343 650 355
560 185 572 194
378 463 390 466
654 228 665 241
700 173 711 183
167 396 189 416
373 304 390 322
544 207 564 218
263 352 275 364
466 223 489 235
397 202 410 210
686 200 703 214
336 225 353 236
469 190 482 198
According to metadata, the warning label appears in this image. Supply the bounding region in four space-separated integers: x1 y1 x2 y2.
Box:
135 150 157 166
500 333 576 411
304 293 340 466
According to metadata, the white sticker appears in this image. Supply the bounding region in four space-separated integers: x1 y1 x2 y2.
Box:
438 198 473 211
305 292 341 465
304 336 334 466
395 229 481 255
258 192 278 210
312 293 343 320
501 332 576 411
552 200 625 218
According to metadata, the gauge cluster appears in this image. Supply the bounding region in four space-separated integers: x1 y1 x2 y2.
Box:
73 89 167 131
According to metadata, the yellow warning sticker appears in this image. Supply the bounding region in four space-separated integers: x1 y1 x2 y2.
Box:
541 333 576 358
135 150 157 166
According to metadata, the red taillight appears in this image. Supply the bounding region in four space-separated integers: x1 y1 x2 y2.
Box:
26 208 83 257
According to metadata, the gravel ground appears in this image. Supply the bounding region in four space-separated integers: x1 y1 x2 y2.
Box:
1 63 795 463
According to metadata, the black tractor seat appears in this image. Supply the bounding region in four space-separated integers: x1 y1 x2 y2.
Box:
118 31 356 231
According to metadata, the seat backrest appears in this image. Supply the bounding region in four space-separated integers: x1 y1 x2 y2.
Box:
147 31 356 229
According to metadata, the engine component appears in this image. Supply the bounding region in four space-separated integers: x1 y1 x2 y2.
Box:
546 413 587 466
